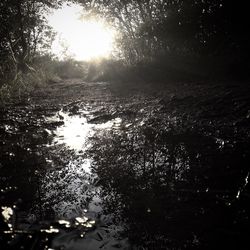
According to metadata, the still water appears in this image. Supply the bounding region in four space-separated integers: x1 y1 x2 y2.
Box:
43 110 123 219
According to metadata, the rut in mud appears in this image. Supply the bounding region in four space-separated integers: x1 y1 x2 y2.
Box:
0 79 250 249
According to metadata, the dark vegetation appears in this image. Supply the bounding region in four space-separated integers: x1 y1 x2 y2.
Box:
77 0 250 81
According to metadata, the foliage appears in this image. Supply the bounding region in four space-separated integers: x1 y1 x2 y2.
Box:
53 59 88 79
0 0 64 74
0 67 49 104
77 0 250 65
0 0 70 103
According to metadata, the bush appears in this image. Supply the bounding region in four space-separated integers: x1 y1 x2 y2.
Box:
0 69 47 104
0 55 89 104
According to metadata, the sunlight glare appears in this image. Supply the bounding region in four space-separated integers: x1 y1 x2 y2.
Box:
48 4 115 61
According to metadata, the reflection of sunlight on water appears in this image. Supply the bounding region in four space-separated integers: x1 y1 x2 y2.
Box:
53 111 93 151
98 117 122 130
1 206 13 221
79 158 91 174
52 111 122 151
42 159 94 219
42 111 122 219
236 171 249 199
1 206 14 232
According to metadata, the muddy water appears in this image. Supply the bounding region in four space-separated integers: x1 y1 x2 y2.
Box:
1 88 250 249
42 110 123 219
40 110 127 249
0 105 130 250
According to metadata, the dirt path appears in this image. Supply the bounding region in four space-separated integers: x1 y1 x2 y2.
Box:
1 79 250 249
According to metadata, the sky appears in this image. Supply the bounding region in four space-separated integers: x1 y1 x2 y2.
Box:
47 3 115 61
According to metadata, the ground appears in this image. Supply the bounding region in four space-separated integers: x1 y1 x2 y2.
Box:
0 79 250 249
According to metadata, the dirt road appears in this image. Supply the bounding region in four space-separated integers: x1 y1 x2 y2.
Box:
1 79 250 249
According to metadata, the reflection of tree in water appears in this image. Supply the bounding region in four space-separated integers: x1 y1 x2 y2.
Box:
39 148 95 219
89 121 250 249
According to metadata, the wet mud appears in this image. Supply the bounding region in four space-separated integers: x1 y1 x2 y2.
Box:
0 79 250 249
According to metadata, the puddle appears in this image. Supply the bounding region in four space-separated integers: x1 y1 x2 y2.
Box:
41 110 124 220
53 111 93 151
35 110 128 248
50 110 122 151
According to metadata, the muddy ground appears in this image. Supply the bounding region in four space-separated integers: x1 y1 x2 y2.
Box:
0 79 250 249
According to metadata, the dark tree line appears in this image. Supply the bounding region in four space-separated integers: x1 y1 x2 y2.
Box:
78 0 250 64
1 0 249 83
0 0 65 82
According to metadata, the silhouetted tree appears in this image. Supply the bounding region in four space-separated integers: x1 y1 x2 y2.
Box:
77 0 250 64
0 0 64 80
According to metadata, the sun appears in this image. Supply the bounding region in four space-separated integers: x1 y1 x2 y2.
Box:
48 4 115 61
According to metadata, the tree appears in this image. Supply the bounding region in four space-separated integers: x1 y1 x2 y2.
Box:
0 0 64 78
77 0 249 64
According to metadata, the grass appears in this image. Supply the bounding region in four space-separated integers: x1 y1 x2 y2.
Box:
0 68 52 105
